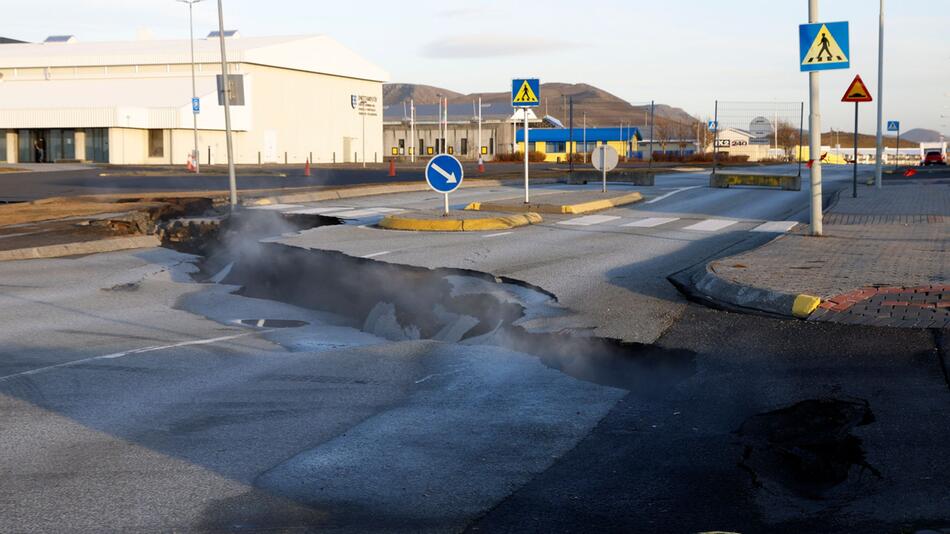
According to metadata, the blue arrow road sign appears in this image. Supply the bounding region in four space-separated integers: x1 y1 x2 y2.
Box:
887 121 900 132
799 21 850 72
425 154 464 194
707 120 718 132
192 97 200 113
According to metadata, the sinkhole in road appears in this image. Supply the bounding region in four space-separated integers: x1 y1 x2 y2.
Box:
181 211 697 390
737 397 881 499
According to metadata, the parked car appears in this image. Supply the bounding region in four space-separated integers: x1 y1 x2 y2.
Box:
922 150 946 166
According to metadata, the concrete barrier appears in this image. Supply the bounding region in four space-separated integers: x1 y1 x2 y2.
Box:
569 171 655 186
710 173 801 191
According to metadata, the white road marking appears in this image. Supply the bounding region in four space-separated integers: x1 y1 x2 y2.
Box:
0 332 259 383
210 261 234 284
621 217 680 228
361 251 391 258
329 209 388 219
366 207 404 213
645 186 702 204
558 215 622 226
683 219 738 232
482 231 513 238
284 206 350 215
247 204 304 211
430 163 458 183
751 221 799 233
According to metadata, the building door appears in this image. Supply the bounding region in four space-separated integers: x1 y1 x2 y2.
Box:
263 130 278 163
343 137 353 163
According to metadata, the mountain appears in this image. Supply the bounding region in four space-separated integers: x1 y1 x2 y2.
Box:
383 82 700 133
823 130 918 149
901 128 944 144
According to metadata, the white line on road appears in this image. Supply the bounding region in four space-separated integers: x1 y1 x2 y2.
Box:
682 219 738 232
0 332 259 383
558 215 622 226
621 217 680 228
247 204 304 211
361 251 391 258
751 221 799 233
284 206 350 215
482 232 513 238
645 186 702 204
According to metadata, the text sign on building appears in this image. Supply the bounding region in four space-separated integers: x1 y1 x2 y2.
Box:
353 95 378 117
511 79 540 107
799 21 850 72
887 121 900 132
425 154 464 194
192 97 200 113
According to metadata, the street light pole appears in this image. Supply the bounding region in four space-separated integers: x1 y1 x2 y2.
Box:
873 0 885 188
215 0 237 207
177 0 203 174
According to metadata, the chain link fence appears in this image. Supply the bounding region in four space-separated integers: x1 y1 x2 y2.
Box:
713 101 805 173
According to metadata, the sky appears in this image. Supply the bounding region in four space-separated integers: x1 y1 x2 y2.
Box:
6 0 949 134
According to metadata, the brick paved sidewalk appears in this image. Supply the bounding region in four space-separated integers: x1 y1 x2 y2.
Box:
709 180 949 328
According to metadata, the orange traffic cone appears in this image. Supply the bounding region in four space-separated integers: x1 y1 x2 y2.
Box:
186 154 196 173
477 156 485 173
388 159 396 177
304 158 311 177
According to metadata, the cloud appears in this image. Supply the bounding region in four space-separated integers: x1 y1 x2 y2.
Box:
421 34 577 59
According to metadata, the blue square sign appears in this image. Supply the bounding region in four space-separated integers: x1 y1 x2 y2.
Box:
887 121 900 132
512 79 540 107
799 21 850 72
192 97 200 113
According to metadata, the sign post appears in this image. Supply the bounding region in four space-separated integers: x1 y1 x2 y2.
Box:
591 144 619 193
800 15 851 236
425 154 464 216
841 75 873 198
512 78 540 204
888 120 900 170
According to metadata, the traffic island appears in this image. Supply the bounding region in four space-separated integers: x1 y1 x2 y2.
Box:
378 210 543 232
465 190 643 215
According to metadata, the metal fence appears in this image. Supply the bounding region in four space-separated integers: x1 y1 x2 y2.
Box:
713 101 805 174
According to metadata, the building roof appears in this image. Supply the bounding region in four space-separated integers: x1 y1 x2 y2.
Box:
384 102 539 123
0 34 388 82
517 127 642 143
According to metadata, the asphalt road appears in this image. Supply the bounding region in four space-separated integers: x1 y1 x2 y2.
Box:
1 164 946 532
275 164 863 344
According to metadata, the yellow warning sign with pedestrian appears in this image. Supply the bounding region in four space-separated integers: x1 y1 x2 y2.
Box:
801 24 848 67
512 79 539 105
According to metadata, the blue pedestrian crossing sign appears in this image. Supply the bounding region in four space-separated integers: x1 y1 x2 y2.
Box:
887 121 900 132
425 154 464 194
512 78 540 107
799 21 850 72
707 120 718 132
192 97 200 113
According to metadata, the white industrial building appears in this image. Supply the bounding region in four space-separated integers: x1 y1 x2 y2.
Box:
0 33 387 165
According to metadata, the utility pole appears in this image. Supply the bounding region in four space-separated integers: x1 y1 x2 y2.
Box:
477 97 482 161
808 0 823 236
215 0 237 207
568 95 574 175
648 100 655 169
178 0 203 174
436 95 442 154
409 99 415 163
873 0 885 188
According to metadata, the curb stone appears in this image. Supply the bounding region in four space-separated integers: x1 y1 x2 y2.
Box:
0 235 161 262
465 191 643 215
378 212 543 232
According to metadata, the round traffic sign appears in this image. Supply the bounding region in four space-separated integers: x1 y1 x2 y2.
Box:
591 145 619 172
425 154 464 194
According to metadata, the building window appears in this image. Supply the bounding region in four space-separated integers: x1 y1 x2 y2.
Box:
419 138 425 154
148 130 164 158
398 139 405 149
545 142 566 153
460 138 468 155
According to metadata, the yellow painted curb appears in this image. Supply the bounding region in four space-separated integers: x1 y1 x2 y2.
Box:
792 294 821 318
466 191 643 215
378 212 542 232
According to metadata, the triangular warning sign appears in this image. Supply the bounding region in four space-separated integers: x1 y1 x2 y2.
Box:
801 24 849 66
841 75 872 102
513 80 539 104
